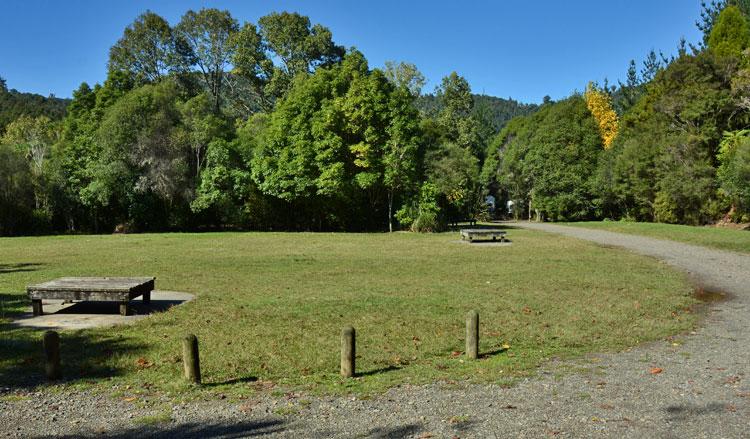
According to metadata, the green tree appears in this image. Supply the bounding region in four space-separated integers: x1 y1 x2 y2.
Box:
708 5 750 57
383 61 426 96
2 115 59 210
717 130 750 217
176 8 239 112
108 11 182 85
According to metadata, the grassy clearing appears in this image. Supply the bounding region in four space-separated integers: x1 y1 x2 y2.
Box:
0 230 695 397
562 221 750 254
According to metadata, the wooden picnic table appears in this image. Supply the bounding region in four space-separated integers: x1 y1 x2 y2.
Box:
460 228 507 242
27 277 155 316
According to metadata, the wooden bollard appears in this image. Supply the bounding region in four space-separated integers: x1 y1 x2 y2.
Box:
466 310 479 360
340 326 355 378
182 334 201 384
43 330 61 380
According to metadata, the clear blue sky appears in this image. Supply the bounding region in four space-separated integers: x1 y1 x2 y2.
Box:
0 0 703 104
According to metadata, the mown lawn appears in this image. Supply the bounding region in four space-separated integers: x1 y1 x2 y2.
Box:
0 230 696 398
563 221 750 254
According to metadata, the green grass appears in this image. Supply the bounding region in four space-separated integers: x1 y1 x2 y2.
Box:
562 221 750 254
0 230 696 398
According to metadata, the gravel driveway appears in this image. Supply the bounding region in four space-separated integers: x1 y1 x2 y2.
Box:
2 223 749 438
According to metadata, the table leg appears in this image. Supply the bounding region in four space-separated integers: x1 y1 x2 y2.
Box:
32 299 43 316
120 301 130 316
142 291 151 305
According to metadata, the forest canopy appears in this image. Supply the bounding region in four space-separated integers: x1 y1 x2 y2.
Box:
1 2 750 235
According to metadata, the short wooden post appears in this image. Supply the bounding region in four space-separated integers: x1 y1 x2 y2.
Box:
32 299 43 316
182 334 201 384
119 301 130 316
43 330 61 380
466 310 479 360
340 326 355 378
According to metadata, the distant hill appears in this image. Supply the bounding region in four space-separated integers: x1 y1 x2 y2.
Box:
0 79 69 134
416 93 538 132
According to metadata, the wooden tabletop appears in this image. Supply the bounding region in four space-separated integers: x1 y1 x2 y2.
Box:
27 277 155 293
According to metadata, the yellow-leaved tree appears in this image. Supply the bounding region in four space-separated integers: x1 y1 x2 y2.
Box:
584 82 619 149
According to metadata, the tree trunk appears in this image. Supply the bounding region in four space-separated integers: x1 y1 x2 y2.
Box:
388 190 393 233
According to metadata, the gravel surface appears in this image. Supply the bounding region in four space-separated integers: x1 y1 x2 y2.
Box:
2 222 749 438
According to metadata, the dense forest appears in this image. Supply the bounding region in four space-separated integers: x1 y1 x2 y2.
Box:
1 2 749 235
0 81 68 134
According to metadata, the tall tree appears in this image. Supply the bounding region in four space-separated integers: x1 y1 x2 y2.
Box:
228 22 274 114
2 115 59 210
435 72 479 155
383 61 426 97
108 11 181 85
258 12 344 99
176 8 239 112
708 5 750 57
584 82 619 149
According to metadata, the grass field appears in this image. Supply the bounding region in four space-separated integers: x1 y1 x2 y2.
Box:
562 221 750 254
0 230 696 398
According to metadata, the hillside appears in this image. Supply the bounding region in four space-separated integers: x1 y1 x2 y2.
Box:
0 78 69 134
416 93 538 131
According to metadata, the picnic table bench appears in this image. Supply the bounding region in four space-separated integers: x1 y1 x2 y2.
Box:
460 228 507 242
27 277 155 316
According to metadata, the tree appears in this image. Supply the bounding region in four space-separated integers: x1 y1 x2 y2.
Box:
697 0 750 45
584 82 619 149
717 130 750 217
383 61 426 96
83 80 191 230
228 22 274 114
176 8 239 112
0 144 34 234
435 72 480 156
383 87 421 231
258 12 344 78
641 50 663 83
178 93 231 177
2 115 59 210
251 51 420 230
108 11 181 85
427 142 480 220
708 5 750 57
615 60 642 114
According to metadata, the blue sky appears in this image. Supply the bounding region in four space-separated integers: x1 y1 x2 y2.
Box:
0 1 703 104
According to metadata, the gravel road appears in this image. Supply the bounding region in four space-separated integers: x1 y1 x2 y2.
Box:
2 223 749 438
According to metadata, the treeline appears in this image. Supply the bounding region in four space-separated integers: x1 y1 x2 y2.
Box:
0 9 505 235
484 1 750 225
0 80 68 134
415 94 538 131
4 3 749 236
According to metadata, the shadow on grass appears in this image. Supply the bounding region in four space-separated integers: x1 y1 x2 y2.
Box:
54 419 285 439
356 365 401 377
204 376 259 387
0 323 147 390
0 263 44 275
0 293 27 317
53 298 189 316
480 346 509 359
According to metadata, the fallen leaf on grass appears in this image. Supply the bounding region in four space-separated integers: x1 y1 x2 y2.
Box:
122 397 137 402
135 357 153 369
649 367 663 374
450 351 462 358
